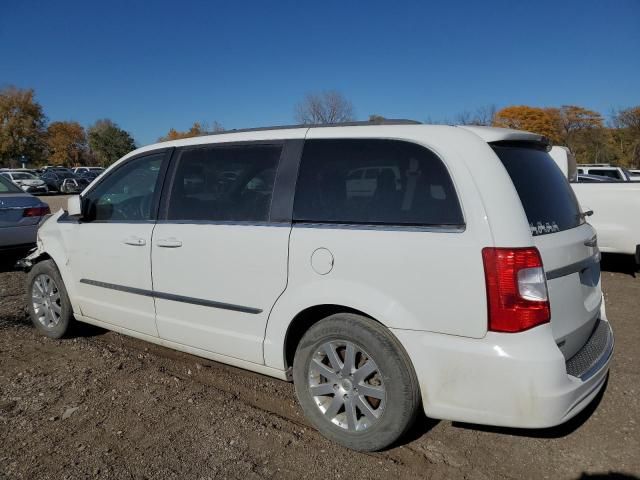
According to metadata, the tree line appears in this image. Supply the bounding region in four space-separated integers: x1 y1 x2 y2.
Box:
0 86 136 168
294 92 640 167
3 85 639 168
487 104 640 167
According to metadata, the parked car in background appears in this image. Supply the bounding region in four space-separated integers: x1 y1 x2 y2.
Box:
576 164 635 181
572 181 640 263
0 170 48 194
0 175 50 268
40 170 77 192
72 167 105 175
39 166 75 175
60 177 91 194
550 147 640 263
25 123 612 451
628 169 640 180
577 174 621 183
75 170 102 182
0 168 40 176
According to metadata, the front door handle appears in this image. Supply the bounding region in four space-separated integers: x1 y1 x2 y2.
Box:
123 236 146 246
156 238 182 248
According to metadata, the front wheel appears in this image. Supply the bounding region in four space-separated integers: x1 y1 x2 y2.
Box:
26 259 73 338
293 313 421 451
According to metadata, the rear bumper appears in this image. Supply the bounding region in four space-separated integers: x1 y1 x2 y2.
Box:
0 225 38 249
391 308 613 429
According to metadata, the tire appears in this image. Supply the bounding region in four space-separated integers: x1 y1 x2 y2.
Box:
293 313 421 451
26 259 73 339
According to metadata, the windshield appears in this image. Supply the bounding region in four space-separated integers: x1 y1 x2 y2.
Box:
11 172 37 180
0 175 23 193
492 144 584 236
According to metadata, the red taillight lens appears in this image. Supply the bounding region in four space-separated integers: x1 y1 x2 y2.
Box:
482 247 550 333
23 205 51 217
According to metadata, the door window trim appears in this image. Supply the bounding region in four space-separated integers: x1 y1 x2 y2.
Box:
158 140 302 225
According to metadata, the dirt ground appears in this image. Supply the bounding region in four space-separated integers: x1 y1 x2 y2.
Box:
0 196 638 479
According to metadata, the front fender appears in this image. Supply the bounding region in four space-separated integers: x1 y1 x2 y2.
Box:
25 210 82 315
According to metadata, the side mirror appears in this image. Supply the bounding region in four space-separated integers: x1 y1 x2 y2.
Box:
67 195 82 216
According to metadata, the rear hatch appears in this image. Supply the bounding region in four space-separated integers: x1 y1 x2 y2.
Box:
492 143 601 359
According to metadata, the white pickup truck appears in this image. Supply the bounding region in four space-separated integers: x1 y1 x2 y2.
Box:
550 146 640 263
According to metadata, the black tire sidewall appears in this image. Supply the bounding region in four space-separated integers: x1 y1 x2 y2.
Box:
26 260 73 339
293 313 420 451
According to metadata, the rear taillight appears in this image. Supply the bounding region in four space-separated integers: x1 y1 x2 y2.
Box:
482 247 550 333
23 205 51 217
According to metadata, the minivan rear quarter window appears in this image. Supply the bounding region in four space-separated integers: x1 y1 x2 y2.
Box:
492 144 583 236
293 139 463 227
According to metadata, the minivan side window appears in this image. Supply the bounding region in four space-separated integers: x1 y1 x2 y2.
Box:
293 139 464 226
83 152 165 222
166 144 282 222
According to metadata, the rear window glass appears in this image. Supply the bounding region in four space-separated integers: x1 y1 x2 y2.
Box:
492 144 583 236
293 139 463 226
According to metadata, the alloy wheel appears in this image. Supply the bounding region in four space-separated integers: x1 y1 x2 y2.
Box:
31 274 62 329
308 340 386 431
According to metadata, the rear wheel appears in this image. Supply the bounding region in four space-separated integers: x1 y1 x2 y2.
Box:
293 313 420 451
26 260 73 339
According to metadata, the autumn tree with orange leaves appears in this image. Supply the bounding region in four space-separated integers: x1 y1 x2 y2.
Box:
492 106 563 143
158 121 224 142
491 105 621 164
46 121 87 166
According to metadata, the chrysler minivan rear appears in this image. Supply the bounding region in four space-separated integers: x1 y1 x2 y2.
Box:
392 131 613 428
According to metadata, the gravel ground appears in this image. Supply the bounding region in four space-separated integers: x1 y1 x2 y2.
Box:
0 196 638 479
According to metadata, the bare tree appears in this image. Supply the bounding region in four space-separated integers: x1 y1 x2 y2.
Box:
454 110 473 125
211 121 225 133
295 90 355 124
476 105 497 125
454 105 497 126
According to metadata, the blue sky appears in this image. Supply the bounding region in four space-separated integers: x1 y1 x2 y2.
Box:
2 0 639 146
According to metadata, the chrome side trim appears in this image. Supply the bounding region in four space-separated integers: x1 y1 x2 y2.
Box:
546 251 601 280
155 220 290 227
293 222 465 233
79 279 262 314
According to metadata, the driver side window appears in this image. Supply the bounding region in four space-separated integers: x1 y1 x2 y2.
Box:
85 152 165 222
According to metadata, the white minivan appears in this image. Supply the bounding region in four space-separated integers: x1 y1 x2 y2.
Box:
25 122 613 451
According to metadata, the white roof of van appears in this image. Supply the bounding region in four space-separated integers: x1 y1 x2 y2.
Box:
131 123 548 159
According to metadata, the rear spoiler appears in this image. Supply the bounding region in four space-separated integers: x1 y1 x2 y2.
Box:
457 125 551 151
489 139 551 152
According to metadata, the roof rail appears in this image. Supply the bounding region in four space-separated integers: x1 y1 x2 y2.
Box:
578 163 612 167
200 119 422 136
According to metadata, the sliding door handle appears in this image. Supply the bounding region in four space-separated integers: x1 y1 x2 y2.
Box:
156 238 182 248
123 236 146 246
